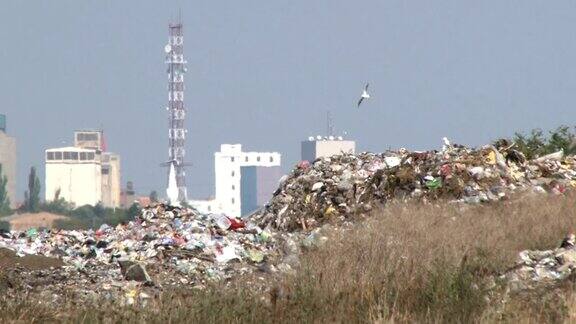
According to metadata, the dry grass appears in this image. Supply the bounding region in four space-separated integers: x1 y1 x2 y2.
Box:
3 193 576 323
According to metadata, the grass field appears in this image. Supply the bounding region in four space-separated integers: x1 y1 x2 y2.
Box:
3 193 576 323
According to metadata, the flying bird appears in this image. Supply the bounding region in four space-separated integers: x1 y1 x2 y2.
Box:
357 83 370 107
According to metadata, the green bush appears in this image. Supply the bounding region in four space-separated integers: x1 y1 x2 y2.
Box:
512 125 576 159
0 220 10 231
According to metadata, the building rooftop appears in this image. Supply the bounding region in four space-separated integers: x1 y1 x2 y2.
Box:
45 146 98 153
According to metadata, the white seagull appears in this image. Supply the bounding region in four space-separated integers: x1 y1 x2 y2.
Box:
357 83 370 107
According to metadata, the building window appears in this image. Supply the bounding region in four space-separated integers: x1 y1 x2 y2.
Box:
245 156 249 162
71 152 79 160
47 152 55 160
80 152 87 160
54 151 63 160
270 156 274 162
231 198 235 204
87 152 95 160
63 152 72 160
231 171 235 177
257 156 261 162
231 157 235 162
77 133 98 141
232 185 235 190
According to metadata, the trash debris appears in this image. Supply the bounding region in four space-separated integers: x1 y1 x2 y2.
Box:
2 138 576 307
0 204 290 304
503 233 576 292
252 140 576 231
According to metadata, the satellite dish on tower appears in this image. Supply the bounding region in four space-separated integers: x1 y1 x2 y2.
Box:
164 44 172 53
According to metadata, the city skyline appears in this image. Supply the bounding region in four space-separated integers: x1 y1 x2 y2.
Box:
2 1 576 200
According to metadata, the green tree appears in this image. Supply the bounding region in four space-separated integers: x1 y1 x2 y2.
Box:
0 164 11 216
546 126 576 155
26 166 41 212
126 203 140 219
0 220 10 231
149 190 159 203
513 129 546 160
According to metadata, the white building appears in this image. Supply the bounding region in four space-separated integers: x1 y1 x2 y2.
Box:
190 144 282 217
0 115 17 208
45 147 102 207
101 152 121 208
301 136 356 162
45 130 121 208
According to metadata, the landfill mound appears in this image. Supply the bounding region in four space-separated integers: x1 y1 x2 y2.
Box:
252 141 575 231
0 205 293 305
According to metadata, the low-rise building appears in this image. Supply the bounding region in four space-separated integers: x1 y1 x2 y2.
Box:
45 147 102 206
301 136 356 162
120 181 136 208
45 130 121 208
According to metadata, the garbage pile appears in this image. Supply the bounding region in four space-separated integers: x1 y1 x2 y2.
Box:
503 234 576 293
252 141 576 231
0 205 290 304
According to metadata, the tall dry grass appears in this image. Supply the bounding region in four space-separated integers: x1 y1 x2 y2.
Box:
260 193 576 323
3 194 576 323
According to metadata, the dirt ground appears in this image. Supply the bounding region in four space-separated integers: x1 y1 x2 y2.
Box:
2 212 69 231
0 248 64 271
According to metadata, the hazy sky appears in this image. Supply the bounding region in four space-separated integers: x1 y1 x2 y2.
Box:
1 1 576 200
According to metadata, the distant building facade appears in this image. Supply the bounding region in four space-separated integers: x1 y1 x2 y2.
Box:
120 181 136 208
101 152 121 208
301 136 356 162
45 147 102 206
0 114 17 207
240 165 282 216
189 144 282 217
45 130 121 208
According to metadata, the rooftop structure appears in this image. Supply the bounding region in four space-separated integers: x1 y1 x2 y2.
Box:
301 136 356 162
74 130 105 151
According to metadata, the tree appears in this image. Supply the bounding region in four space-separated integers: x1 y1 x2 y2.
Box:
0 220 10 231
0 164 11 215
149 190 159 203
513 129 546 160
511 126 576 160
26 166 41 212
546 126 576 155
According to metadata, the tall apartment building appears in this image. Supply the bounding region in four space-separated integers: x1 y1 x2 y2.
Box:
45 130 121 208
301 136 356 162
190 144 282 217
0 115 17 207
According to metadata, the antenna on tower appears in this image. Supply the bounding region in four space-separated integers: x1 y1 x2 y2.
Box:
164 19 189 203
326 110 334 137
